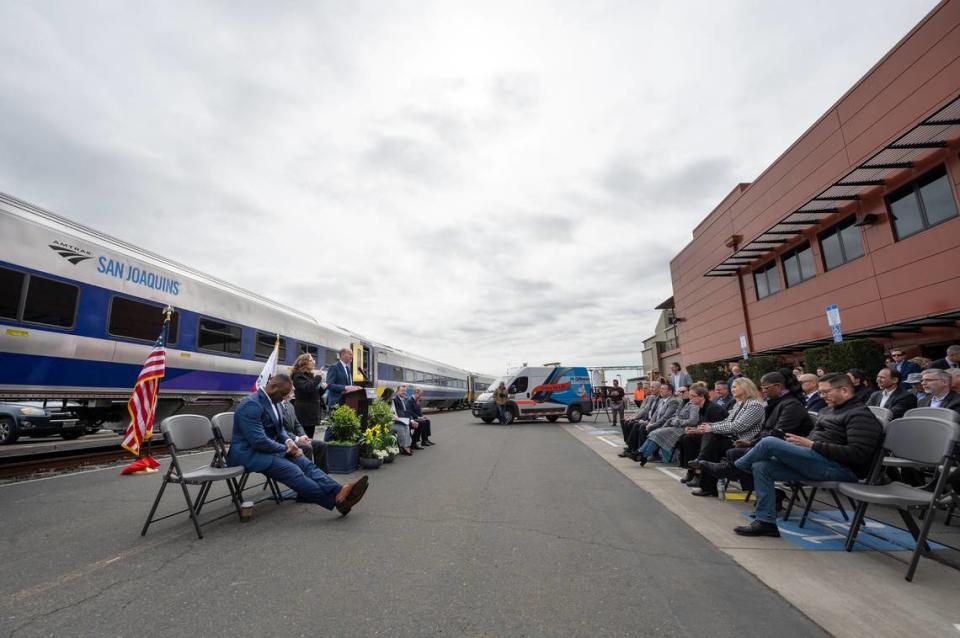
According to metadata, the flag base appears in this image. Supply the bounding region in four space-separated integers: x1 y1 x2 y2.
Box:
121 457 159 475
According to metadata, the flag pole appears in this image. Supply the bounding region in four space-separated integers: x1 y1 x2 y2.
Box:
142 306 174 467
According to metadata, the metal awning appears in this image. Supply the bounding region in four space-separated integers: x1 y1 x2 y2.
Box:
748 310 960 357
705 94 960 277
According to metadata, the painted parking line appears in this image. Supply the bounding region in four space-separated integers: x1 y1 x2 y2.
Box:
597 436 622 448
657 467 683 481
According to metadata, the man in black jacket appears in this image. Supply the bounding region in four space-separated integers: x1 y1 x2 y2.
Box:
731 373 882 537
713 381 736 412
868 368 917 419
929 345 960 370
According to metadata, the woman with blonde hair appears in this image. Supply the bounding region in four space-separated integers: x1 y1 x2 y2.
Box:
290 353 327 439
677 376 765 488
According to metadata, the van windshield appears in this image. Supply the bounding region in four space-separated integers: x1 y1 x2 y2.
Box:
486 377 507 392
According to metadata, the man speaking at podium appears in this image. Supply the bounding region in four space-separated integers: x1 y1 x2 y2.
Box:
326 347 362 407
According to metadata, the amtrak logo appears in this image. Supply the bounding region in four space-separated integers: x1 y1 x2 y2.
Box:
49 240 93 265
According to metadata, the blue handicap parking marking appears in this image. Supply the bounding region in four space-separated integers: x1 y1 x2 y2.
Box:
741 510 948 552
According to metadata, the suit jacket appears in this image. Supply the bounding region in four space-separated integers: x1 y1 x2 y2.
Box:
890 360 921 378
648 396 680 430
325 360 353 407
637 394 659 420
393 395 412 419
292 372 325 426
867 387 918 420
715 393 736 412
918 391 960 414
405 396 424 419
929 358 959 370
227 390 289 472
670 371 693 390
279 400 307 438
805 392 827 413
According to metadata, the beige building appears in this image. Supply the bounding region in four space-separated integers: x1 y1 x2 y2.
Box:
641 297 682 381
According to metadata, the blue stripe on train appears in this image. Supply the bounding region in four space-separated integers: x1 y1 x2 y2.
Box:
0 352 255 392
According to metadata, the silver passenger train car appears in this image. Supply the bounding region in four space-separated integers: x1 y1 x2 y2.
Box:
0 192 478 439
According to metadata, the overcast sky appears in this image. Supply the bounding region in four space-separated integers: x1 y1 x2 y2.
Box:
0 0 939 375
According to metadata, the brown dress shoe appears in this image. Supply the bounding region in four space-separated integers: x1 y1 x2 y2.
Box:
335 475 369 516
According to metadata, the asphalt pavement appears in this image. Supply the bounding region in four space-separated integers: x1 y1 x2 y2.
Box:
0 412 827 637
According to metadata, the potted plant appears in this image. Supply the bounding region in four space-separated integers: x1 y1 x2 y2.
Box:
325 404 361 474
359 424 388 469
367 398 399 463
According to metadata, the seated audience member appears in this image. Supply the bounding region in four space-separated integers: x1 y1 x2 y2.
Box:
949 368 960 395
632 385 694 463
792 367 803 379
394 385 422 450
695 372 813 491
726 364 744 388
679 377 764 489
381 387 414 455
620 381 661 447
229 374 368 515
918 368 960 414
929 345 960 370
846 369 872 405
867 367 917 419
406 387 434 446
278 393 329 473
635 386 726 466
618 383 678 459
713 381 736 412
800 373 826 412
730 373 882 537
906 372 927 402
889 349 921 387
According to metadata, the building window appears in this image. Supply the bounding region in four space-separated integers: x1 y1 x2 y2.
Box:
0 266 25 320
886 165 958 240
818 217 864 271
255 331 287 361
197 318 243 355
22 275 79 328
782 242 816 287
108 296 180 344
754 261 780 300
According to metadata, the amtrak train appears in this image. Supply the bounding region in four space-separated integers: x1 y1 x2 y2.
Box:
0 192 492 441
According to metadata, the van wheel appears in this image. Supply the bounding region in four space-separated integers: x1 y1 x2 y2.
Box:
546 416 559 423
481 417 494 424
0 417 18 444
567 407 582 423
504 409 516 425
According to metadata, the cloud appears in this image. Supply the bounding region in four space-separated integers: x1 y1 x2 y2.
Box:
0 0 939 375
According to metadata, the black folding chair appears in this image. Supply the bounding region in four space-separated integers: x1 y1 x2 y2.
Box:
839 415 960 581
210 411 284 505
140 415 245 539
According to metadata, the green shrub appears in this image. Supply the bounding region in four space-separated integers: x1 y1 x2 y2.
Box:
686 361 729 387
737 355 784 385
326 404 360 444
802 339 886 377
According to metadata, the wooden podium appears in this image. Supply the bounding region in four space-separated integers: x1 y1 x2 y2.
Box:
343 388 376 430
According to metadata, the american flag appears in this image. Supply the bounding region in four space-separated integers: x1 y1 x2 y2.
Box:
121 319 169 456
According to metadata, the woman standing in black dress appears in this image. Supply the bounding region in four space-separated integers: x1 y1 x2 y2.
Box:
290 353 327 438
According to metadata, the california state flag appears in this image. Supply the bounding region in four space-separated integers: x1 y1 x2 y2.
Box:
253 337 279 391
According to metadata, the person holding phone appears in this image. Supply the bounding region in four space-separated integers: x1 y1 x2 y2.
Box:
729 373 882 537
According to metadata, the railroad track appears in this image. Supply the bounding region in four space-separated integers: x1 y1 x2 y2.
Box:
0 443 170 479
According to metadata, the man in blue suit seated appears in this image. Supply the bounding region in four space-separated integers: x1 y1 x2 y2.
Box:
228 373 369 516
326 347 362 408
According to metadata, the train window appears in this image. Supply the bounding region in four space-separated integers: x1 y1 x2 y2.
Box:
197 318 243 355
392 366 403 381
416 371 425 382
22 275 79 328
108 296 180 344
255 331 287 361
0 267 24 319
325 349 339 366
297 342 320 359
